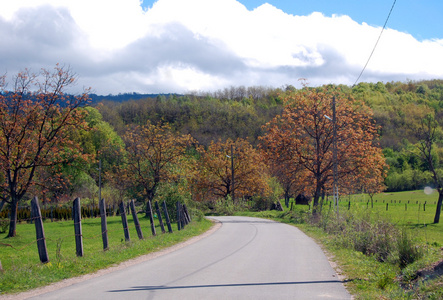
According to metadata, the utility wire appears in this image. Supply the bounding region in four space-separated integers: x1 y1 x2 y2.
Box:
353 0 397 86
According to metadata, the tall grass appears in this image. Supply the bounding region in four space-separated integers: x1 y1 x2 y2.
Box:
309 207 424 268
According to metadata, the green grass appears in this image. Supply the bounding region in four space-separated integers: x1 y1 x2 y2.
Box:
339 190 442 245
0 214 213 295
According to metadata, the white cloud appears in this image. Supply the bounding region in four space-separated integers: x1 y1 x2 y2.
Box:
0 0 442 94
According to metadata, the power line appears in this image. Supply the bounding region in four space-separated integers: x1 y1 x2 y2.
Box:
353 0 397 87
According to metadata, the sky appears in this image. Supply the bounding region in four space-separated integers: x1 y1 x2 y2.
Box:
0 0 442 95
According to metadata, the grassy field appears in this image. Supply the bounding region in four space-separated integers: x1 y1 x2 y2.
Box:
338 189 442 245
0 213 213 295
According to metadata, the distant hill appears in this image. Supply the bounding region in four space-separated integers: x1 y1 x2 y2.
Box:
89 92 179 103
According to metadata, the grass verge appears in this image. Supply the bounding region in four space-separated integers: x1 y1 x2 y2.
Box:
0 215 212 295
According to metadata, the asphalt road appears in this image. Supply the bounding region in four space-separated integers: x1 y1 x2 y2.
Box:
30 216 351 300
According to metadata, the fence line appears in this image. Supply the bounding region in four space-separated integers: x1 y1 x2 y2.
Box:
1 196 188 265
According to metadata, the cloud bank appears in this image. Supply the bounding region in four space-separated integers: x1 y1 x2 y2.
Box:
1 0 442 94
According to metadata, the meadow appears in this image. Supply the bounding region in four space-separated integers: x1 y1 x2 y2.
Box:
338 189 442 245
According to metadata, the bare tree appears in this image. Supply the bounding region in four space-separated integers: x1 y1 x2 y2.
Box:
414 114 443 223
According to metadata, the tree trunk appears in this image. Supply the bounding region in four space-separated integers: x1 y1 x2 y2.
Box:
7 198 18 238
0 200 5 212
312 181 322 214
284 191 290 208
434 191 443 224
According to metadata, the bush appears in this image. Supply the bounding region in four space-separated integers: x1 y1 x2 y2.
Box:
397 229 423 269
310 208 422 268
0 218 8 233
155 182 192 222
251 196 274 211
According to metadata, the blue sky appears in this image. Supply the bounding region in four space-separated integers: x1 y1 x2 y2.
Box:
1 0 442 94
142 0 443 40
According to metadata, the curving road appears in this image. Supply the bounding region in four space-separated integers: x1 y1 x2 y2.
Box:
30 216 351 300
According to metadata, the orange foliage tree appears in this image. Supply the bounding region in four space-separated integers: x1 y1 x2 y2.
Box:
261 85 386 212
263 150 310 208
123 122 194 203
0 65 91 237
195 138 269 202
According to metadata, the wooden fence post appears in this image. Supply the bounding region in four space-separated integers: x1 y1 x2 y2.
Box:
73 197 84 257
130 200 144 240
99 198 109 251
31 196 49 264
162 201 173 233
119 202 130 242
147 200 156 236
155 201 166 234
176 201 181 231
183 204 191 223
180 203 186 228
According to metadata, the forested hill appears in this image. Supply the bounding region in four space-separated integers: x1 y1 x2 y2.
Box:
96 80 443 148
96 86 283 146
96 80 443 192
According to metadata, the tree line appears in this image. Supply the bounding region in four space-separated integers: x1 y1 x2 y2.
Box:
1 65 442 238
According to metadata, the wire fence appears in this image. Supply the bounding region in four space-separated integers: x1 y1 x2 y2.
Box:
0 196 191 265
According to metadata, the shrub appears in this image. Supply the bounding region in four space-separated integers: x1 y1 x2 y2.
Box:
156 182 192 222
0 218 8 233
310 208 422 268
397 229 423 269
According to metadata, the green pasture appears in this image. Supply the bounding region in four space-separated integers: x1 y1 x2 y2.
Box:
0 214 212 295
335 190 442 244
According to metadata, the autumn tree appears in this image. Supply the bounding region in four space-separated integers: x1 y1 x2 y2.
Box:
123 122 194 204
261 85 386 212
262 144 310 207
0 65 91 237
346 155 387 208
195 138 269 201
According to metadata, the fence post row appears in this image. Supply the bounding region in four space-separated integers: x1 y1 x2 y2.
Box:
147 200 156 236
155 201 166 234
73 197 84 257
130 199 144 240
162 201 173 233
119 201 130 242
99 198 109 251
31 196 49 264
